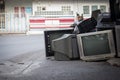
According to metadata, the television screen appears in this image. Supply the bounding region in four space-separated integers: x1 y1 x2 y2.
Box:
44 29 73 57
77 30 116 61
52 34 79 60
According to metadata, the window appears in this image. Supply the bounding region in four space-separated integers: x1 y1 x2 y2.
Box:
61 6 73 15
35 6 73 16
0 14 5 29
61 6 71 11
100 5 106 12
92 5 98 11
37 6 46 12
37 6 42 11
83 6 89 14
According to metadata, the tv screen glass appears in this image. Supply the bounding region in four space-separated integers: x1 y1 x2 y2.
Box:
77 30 115 61
82 33 110 56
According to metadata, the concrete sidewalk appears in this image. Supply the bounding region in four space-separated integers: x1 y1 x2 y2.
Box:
26 31 44 35
0 50 45 76
0 52 120 80
0 33 120 80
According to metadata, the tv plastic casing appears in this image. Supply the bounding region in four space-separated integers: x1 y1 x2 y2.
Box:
115 25 120 57
52 34 79 60
109 0 120 24
44 29 73 57
77 30 116 61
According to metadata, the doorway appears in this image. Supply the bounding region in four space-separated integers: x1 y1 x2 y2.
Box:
0 0 5 29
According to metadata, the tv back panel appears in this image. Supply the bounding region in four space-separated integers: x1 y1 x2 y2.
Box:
52 34 79 60
77 17 97 33
115 25 120 57
44 29 73 57
91 9 101 21
77 30 116 61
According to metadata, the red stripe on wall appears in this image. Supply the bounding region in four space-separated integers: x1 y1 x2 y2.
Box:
30 19 74 23
60 19 74 23
30 20 45 23
30 26 71 29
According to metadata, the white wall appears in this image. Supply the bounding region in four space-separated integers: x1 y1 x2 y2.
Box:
33 0 109 18
77 0 109 18
5 0 32 13
3 0 109 32
5 0 109 17
4 0 33 33
33 0 75 15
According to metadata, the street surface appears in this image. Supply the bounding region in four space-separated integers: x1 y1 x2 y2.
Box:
0 34 45 61
0 34 120 80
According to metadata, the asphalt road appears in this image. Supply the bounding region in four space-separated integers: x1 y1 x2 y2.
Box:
0 34 45 61
0 34 120 80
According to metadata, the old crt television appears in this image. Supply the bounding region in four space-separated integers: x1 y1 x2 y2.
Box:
77 17 97 33
52 34 79 61
109 0 120 24
115 25 120 57
44 29 73 57
77 30 116 61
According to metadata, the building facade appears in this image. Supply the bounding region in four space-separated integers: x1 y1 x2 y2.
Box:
0 0 109 33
